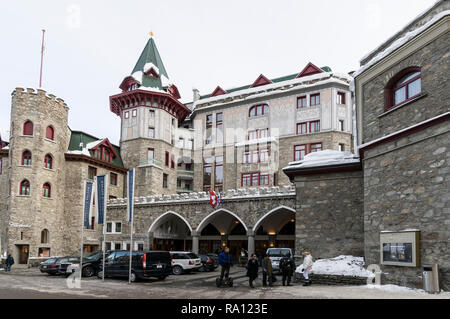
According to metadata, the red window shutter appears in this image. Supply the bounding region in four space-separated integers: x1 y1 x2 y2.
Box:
46 126 54 140
23 121 33 136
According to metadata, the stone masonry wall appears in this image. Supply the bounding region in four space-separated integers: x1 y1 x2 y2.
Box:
363 121 450 290
293 170 365 259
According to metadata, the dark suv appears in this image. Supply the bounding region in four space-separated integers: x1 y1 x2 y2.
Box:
97 250 172 282
80 250 106 277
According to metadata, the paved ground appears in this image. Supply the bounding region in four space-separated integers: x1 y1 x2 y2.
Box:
0 267 448 299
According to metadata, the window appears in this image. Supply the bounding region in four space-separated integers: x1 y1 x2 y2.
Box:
148 148 154 164
339 143 345 151
110 173 117 186
149 109 155 118
45 126 54 140
163 173 168 188
339 120 345 131
294 145 307 161
310 121 320 133
104 149 111 163
215 156 223 185
171 155 175 169
124 111 129 119
205 114 213 145
109 195 117 200
297 96 307 108
43 154 52 169
249 104 269 118
386 68 422 110
203 157 212 187
296 123 307 135
42 183 51 198
260 149 270 162
22 150 32 166
337 92 346 105
310 143 323 153
132 109 137 117
23 121 33 136
248 128 269 140
20 180 30 195
88 166 97 180
106 222 112 233
148 127 155 138
216 113 223 143
310 93 320 106
41 229 49 244
165 151 169 167
115 222 122 233
241 172 268 187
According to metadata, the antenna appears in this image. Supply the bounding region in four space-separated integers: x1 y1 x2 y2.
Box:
39 29 46 88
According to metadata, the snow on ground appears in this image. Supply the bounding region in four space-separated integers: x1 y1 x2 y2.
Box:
296 255 374 277
363 284 450 296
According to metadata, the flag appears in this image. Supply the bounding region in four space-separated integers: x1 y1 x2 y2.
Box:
83 181 94 228
95 175 107 224
217 192 223 206
127 169 135 222
208 190 218 208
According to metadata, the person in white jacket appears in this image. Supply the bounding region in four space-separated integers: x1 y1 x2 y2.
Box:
302 251 313 286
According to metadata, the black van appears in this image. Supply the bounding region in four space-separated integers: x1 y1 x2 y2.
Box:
97 250 172 282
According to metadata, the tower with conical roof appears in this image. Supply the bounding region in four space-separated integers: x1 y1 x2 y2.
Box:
109 36 190 196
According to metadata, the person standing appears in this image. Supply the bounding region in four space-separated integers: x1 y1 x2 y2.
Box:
239 248 247 266
218 247 234 282
5 254 14 272
246 253 259 288
261 252 273 287
279 251 295 286
302 251 314 286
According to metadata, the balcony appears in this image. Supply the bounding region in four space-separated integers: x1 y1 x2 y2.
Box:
139 158 163 168
177 169 194 180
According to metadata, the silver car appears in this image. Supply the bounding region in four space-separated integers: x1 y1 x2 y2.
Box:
266 248 294 273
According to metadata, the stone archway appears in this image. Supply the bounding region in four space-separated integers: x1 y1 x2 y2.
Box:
148 211 193 251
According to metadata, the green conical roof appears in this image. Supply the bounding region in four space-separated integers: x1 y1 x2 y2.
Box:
131 37 170 90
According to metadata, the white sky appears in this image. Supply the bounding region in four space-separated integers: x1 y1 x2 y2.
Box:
0 0 437 145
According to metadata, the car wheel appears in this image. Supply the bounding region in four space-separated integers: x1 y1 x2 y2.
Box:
82 266 94 277
130 271 138 282
172 265 183 275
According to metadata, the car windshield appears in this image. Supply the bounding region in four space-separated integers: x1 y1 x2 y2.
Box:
43 258 57 264
83 252 100 260
267 249 290 257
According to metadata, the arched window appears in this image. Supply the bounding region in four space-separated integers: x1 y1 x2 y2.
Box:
22 150 32 166
41 229 49 244
23 121 34 136
386 67 422 110
45 126 54 140
44 154 53 169
249 104 269 118
42 183 51 198
20 180 30 195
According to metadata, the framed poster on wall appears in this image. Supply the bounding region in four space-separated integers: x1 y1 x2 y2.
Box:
380 230 420 267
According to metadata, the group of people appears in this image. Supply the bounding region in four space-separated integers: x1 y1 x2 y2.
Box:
218 247 314 288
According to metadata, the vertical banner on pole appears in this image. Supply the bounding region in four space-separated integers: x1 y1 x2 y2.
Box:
81 180 94 284
95 175 108 281
127 169 135 283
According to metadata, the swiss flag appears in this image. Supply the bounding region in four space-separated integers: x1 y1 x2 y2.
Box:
209 190 218 208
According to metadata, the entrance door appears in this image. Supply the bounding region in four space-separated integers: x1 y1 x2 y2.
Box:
17 245 29 264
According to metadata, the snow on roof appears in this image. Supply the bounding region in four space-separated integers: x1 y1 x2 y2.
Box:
143 62 160 75
285 150 360 170
358 112 450 150
131 71 143 84
354 10 450 78
296 255 374 278
235 136 278 147
192 72 352 112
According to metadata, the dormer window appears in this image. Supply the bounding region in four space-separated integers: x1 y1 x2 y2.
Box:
127 83 137 92
386 67 422 110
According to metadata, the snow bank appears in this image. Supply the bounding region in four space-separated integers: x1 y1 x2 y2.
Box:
296 255 374 277
286 150 360 169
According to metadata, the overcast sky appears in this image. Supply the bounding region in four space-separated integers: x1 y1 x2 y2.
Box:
0 0 437 145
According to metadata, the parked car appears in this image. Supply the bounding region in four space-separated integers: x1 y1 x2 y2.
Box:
198 254 216 272
39 257 63 275
266 248 294 273
170 252 202 275
57 257 81 277
206 253 219 268
80 250 106 277
97 250 172 282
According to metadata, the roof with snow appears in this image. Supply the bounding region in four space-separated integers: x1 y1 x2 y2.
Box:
67 131 123 167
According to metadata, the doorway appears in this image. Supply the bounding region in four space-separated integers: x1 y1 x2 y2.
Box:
16 245 29 264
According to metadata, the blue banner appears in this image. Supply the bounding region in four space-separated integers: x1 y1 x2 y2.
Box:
96 175 106 224
127 169 135 222
83 181 94 228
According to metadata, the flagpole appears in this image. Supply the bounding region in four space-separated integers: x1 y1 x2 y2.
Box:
39 29 45 88
79 181 87 286
128 169 135 284
102 174 108 282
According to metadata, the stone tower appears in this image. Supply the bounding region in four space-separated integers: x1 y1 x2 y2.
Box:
109 36 190 196
4 88 70 263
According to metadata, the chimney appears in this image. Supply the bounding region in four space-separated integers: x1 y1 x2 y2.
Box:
193 88 200 102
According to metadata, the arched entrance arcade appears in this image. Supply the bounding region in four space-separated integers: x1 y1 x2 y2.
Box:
148 211 193 251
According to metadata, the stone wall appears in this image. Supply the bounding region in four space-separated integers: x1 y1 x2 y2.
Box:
293 170 365 259
294 273 368 286
363 121 450 290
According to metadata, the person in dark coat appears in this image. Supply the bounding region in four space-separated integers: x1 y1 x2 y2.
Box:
5 254 14 272
260 252 273 287
246 253 259 288
279 251 295 286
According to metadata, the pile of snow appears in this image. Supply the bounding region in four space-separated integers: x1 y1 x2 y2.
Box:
286 150 360 169
296 255 374 278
